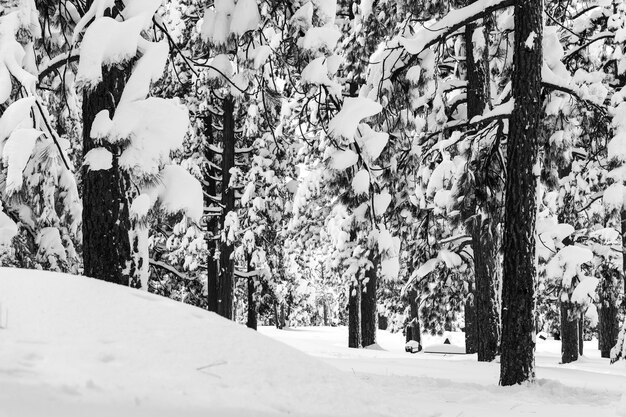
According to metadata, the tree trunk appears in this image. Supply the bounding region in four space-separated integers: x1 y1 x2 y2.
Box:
599 302 619 358
204 113 220 312
361 253 378 347
348 281 362 348
465 10 500 362
499 0 543 386
82 64 132 286
465 289 478 354
246 252 257 330
406 288 422 347
578 312 584 356
216 96 236 319
560 300 579 363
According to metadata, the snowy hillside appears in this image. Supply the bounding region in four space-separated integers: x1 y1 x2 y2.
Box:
0 268 390 417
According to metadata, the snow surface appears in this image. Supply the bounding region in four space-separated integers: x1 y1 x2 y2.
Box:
260 326 626 417
0 269 625 416
0 268 395 417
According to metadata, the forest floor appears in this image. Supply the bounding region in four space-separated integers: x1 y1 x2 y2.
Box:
261 325 626 416
0 267 625 417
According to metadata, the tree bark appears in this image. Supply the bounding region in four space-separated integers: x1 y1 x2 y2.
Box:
361 253 378 347
465 290 478 354
82 64 132 286
464 10 500 362
246 252 257 330
204 113 220 312
216 96 236 319
560 300 578 363
599 302 619 358
348 281 362 348
406 288 422 347
499 0 543 386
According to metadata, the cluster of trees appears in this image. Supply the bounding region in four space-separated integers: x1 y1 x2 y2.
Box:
1 0 626 385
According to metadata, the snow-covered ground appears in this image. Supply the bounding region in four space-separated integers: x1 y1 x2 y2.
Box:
1 267 625 417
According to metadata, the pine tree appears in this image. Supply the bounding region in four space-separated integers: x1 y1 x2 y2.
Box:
499 0 543 386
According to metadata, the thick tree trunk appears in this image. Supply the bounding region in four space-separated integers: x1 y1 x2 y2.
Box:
216 96 236 319
348 281 362 348
499 0 543 386
465 11 500 362
361 253 378 347
82 65 132 286
465 290 478 354
560 300 579 363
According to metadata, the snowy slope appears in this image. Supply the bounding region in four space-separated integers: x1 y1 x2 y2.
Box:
0 268 390 417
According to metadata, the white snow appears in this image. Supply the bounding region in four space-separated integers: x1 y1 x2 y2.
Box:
229 0 261 36
302 26 341 51
114 98 190 177
156 165 204 222
2 128 42 193
259 326 626 417
0 269 397 417
77 16 144 87
1 269 625 417
119 39 170 105
399 0 509 55
525 31 537 49
130 193 152 219
83 147 113 171
330 148 358 170
351 169 370 195
0 96 36 141
0 210 17 248
329 97 382 139
359 125 388 161
373 189 392 216
90 110 113 139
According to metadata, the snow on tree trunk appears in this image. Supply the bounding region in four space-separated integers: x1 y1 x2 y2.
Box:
464 289 478 354
348 281 362 348
204 113 220 313
361 252 378 347
82 64 132 286
499 0 542 386
217 96 236 319
560 300 578 363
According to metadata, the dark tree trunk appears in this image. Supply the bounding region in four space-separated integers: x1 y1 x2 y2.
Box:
464 10 500 362
578 312 584 356
216 96 236 319
348 281 362 348
472 225 501 361
622 208 626 310
246 253 257 330
599 302 619 358
323 300 329 326
204 113 220 312
499 0 543 386
361 253 378 347
406 288 421 347
465 289 478 354
560 300 579 363
82 65 132 286
273 301 283 329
